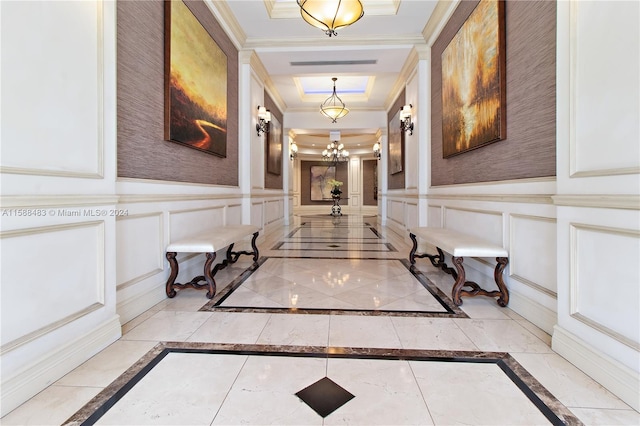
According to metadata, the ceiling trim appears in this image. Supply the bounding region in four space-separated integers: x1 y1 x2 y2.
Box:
247 51 288 112
244 34 426 50
264 0 401 19
384 44 428 111
204 0 246 49
422 0 461 46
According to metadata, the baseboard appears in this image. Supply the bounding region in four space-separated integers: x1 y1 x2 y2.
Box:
117 282 167 325
507 287 557 335
552 325 640 411
0 315 121 416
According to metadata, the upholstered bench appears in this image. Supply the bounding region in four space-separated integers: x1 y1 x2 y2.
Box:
165 224 260 299
409 227 509 307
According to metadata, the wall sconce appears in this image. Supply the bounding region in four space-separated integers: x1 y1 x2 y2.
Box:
290 141 298 160
400 104 414 135
373 142 381 160
256 106 271 136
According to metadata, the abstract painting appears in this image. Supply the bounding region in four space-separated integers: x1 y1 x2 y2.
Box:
165 0 227 157
310 165 336 201
441 0 506 158
266 114 282 175
389 109 403 174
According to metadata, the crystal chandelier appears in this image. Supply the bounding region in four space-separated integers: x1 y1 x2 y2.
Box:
322 131 349 164
320 77 349 123
297 0 364 37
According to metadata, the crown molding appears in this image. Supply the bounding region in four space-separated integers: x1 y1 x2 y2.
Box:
204 0 246 50
423 0 461 47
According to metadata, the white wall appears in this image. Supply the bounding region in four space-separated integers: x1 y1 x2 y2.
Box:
0 1 120 415
553 0 640 410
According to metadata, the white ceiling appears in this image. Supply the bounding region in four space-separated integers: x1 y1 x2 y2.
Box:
217 0 440 148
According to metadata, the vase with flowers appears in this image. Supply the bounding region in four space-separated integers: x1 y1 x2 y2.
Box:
327 179 343 199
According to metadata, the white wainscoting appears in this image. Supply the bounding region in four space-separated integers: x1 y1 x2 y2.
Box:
1 222 105 351
0 0 119 415
116 213 163 291
114 194 263 325
422 192 557 334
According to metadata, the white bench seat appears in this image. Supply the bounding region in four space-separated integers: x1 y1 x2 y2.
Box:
165 224 260 299
409 227 509 307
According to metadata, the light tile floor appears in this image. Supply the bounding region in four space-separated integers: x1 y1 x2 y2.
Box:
2 215 639 425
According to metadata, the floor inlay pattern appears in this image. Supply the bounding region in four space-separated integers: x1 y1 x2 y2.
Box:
199 257 468 318
63 343 582 426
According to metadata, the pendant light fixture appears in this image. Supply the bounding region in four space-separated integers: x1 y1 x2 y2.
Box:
297 0 364 37
320 77 349 123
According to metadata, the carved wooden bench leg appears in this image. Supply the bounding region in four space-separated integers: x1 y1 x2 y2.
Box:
494 257 509 307
451 256 467 306
203 252 217 299
166 252 179 298
451 256 510 306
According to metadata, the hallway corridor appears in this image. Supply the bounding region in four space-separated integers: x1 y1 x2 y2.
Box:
2 216 638 425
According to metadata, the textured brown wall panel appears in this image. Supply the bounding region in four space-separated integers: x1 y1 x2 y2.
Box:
264 92 283 190
117 0 239 185
388 90 406 190
431 0 556 186
362 160 378 206
300 161 349 206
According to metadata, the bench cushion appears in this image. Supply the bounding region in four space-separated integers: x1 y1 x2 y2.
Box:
410 227 508 258
167 224 260 253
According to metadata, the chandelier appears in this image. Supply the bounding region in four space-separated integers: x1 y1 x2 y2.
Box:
322 131 349 164
297 0 364 37
320 78 349 123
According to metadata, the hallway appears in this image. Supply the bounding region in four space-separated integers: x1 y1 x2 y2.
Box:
2 216 638 425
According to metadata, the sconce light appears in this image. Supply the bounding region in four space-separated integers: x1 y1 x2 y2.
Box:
373 142 381 160
256 106 271 136
400 104 413 135
290 141 298 160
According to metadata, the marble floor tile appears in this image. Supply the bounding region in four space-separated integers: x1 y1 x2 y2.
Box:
0 385 101 426
457 296 512 319
329 315 402 349
119 310 212 342
221 286 286 307
411 361 553 425
187 312 271 344
391 317 478 351
324 358 434 425
512 352 632 410
55 340 158 387
257 313 331 346
212 355 326 425
454 318 554 353
95 352 247 425
569 407 640 425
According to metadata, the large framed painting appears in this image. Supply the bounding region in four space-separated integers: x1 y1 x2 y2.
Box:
266 114 282 175
164 0 228 157
441 0 506 158
388 109 403 174
310 165 336 201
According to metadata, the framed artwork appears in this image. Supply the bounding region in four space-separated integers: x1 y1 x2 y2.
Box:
310 165 336 201
164 0 228 157
441 0 506 158
266 114 282 175
388 108 403 174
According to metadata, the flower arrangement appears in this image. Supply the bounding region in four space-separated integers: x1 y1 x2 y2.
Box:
327 179 343 198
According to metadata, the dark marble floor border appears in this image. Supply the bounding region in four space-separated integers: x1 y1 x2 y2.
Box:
63 342 582 426
271 242 397 253
199 256 467 318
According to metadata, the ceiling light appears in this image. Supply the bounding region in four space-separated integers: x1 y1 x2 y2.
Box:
320 77 349 123
297 0 364 37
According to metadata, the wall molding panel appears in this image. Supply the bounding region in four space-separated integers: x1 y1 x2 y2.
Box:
1 221 106 351
509 214 557 298
116 213 164 291
570 223 640 350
